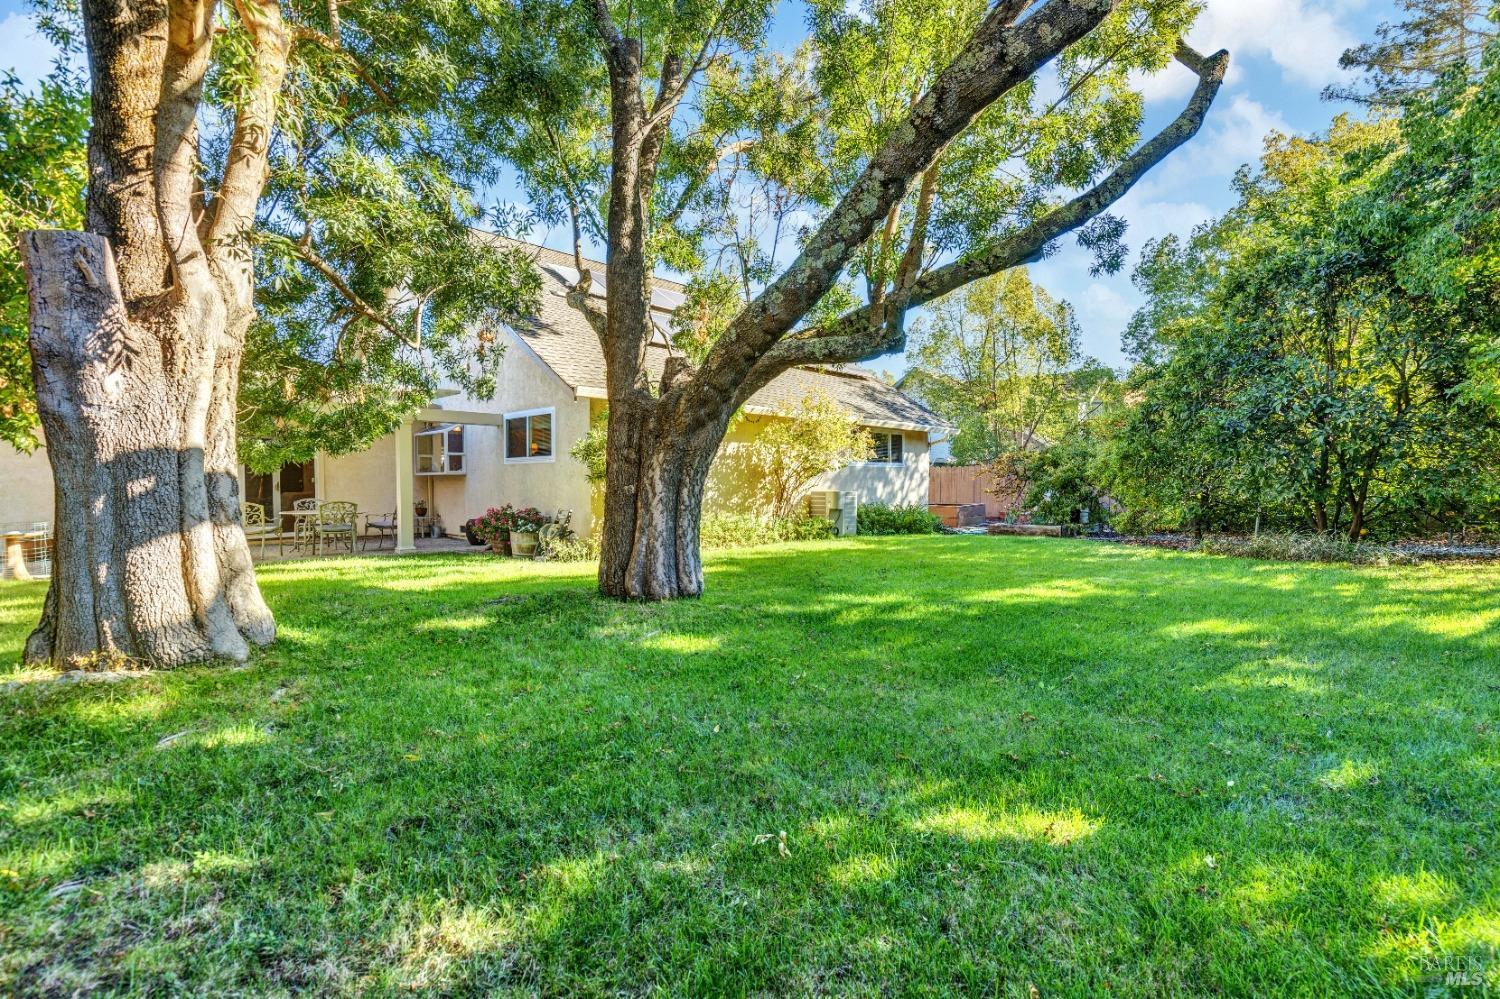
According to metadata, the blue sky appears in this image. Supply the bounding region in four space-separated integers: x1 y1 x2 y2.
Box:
0 0 1394 372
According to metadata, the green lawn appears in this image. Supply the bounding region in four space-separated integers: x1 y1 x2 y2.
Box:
1 537 1496 996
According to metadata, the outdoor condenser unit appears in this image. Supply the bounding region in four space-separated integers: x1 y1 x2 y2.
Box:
806 490 859 536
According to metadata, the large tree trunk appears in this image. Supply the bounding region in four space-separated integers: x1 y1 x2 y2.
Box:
597 397 724 600
21 230 274 668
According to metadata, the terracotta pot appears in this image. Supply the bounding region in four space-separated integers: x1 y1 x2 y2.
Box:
490 533 510 555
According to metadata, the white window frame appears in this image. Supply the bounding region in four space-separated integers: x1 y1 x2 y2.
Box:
414 423 466 475
503 406 556 464
861 430 905 466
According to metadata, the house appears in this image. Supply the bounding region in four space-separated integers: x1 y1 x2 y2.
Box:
0 239 950 551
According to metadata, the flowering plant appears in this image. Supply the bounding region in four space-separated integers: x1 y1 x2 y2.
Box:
471 505 514 542
510 506 545 533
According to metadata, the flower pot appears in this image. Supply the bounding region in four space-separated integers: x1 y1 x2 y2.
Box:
511 529 539 558
490 532 511 555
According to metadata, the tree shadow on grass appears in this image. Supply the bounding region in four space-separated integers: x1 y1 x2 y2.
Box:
0 539 1496 995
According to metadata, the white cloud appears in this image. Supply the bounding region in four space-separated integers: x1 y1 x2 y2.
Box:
1184 93 1292 175
0 14 64 90
1182 0 1359 91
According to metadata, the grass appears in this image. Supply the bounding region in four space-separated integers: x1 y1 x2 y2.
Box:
0 536 1496 997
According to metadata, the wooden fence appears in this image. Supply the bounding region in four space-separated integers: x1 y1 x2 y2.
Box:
928 464 1025 520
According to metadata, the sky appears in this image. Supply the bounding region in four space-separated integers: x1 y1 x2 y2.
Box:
0 0 1396 373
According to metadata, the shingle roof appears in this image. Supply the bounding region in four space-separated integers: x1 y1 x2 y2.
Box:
484 234 950 433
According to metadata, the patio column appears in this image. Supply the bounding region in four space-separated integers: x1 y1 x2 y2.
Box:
395 419 416 553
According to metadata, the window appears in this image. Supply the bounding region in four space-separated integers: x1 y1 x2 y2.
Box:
505 408 554 462
415 424 465 475
868 431 904 464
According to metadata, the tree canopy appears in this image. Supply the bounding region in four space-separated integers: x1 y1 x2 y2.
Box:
1326 0 1496 106
1 0 547 469
1115 70 1500 539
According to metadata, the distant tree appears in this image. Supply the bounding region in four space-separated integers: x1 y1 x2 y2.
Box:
904 269 1095 465
739 393 872 520
1122 115 1500 540
1325 0 1496 106
1364 23 1500 415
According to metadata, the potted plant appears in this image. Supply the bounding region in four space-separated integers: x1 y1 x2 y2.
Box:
471 505 513 555
509 506 545 558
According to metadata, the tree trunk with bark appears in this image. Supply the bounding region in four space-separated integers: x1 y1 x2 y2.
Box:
22 232 274 666
22 0 289 667
597 401 721 599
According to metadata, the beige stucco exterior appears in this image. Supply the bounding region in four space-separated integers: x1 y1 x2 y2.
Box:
0 443 55 527
0 326 938 542
417 331 597 535
706 413 931 516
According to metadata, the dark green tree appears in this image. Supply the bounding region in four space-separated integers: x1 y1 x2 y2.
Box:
1121 112 1500 540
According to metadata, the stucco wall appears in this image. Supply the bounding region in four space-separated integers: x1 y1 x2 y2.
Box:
321 434 397 525
0 442 55 527
813 433 930 507
705 413 931 516
419 331 597 536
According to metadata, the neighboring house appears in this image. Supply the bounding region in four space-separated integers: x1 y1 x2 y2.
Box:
0 239 950 549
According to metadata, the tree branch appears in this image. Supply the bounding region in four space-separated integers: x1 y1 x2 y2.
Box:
156 0 218 290
743 43 1230 391
687 0 1129 417
206 0 291 272
290 24 394 105
293 232 419 350
661 137 753 227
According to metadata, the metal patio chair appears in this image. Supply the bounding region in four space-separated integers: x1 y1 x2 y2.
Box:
240 502 283 556
315 501 358 555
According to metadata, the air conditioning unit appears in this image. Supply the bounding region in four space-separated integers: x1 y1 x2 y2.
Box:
806 490 858 536
806 490 839 520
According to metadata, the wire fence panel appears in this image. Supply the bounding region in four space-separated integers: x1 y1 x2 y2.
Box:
0 522 53 581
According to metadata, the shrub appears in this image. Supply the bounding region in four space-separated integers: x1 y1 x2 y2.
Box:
699 514 835 549
545 533 601 562
571 410 608 484
542 516 834 561
1198 532 1421 566
856 503 942 535
738 393 874 519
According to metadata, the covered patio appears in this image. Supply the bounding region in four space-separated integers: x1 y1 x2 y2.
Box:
240 403 508 558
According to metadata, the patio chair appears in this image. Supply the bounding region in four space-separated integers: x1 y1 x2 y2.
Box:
289 497 319 553
363 511 397 551
315 501 358 555
240 502 283 556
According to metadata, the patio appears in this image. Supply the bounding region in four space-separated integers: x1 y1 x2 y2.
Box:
247 534 483 563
